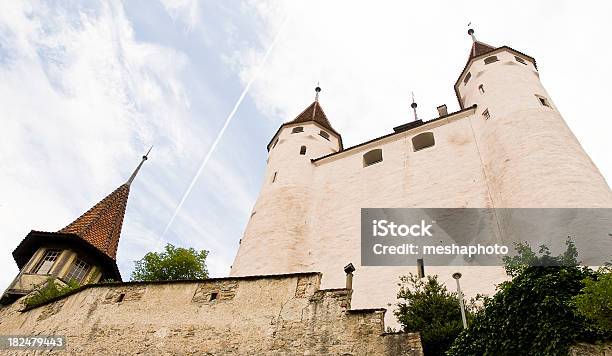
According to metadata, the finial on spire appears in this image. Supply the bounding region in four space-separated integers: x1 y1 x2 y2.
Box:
411 92 418 121
315 82 321 102
467 25 476 43
127 146 152 185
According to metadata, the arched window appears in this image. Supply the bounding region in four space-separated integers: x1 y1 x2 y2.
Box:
291 126 303 134
412 132 435 151
300 146 306 155
363 149 383 167
319 130 330 140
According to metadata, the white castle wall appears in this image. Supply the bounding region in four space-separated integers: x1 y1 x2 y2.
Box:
231 48 612 327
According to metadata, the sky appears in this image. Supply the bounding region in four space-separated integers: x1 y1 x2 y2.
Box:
1 0 611 290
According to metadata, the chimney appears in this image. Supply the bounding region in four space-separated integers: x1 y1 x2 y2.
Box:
344 263 355 290
437 104 448 117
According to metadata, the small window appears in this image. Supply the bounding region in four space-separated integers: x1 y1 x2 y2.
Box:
463 72 471 85
33 249 61 275
482 109 491 120
363 149 383 167
484 56 499 64
272 172 277 183
272 139 278 149
300 146 307 155
412 132 435 151
65 257 90 284
536 95 551 108
291 126 303 134
515 56 527 65
209 292 218 301
478 84 485 94
319 130 330 140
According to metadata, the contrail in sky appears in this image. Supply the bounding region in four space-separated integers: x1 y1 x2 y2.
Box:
158 15 289 245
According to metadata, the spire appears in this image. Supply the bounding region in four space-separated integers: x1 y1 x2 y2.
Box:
288 86 336 133
127 146 152 185
411 92 419 121
465 27 496 61
58 149 151 259
315 83 321 102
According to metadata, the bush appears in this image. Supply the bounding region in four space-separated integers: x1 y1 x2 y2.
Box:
395 274 477 356
448 239 609 356
24 278 80 308
572 267 612 332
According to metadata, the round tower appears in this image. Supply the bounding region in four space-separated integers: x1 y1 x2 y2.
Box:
455 31 612 208
230 87 342 276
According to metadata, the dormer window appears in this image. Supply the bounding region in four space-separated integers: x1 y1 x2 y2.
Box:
291 126 304 134
484 56 499 64
515 56 527 65
363 149 383 167
65 257 90 284
319 130 330 140
33 249 61 275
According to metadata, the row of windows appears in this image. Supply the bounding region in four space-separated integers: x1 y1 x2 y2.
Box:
291 126 330 140
463 55 530 85
358 132 436 167
31 249 91 284
481 94 552 120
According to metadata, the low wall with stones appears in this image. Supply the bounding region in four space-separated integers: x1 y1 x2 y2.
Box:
0 272 422 355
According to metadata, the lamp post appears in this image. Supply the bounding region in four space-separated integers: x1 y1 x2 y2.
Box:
452 272 467 329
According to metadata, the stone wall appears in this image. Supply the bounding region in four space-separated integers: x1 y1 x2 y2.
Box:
569 342 612 356
0 272 422 355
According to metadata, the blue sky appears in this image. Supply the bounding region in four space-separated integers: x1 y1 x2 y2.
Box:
1 0 611 289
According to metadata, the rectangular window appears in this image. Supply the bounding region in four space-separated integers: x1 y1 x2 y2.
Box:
319 130 330 140
33 249 61 275
482 109 491 120
515 56 527 65
478 84 485 94
484 56 499 64
463 72 471 85
65 258 90 284
272 171 277 183
536 95 551 108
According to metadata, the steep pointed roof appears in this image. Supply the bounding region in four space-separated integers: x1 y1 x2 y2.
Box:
267 100 343 150
289 100 336 133
58 183 130 259
468 41 496 62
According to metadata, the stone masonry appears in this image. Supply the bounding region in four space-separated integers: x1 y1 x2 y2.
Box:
0 272 423 355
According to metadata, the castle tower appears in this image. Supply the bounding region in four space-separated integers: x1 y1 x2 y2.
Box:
231 86 342 276
456 29 612 207
0 150 150 304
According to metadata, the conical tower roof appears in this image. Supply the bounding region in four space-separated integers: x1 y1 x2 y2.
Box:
58 183 130 259
288 100 336 133
468 40 496 62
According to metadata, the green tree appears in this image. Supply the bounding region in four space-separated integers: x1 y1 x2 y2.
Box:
24 278 80 308
572 267 612 332
395 274 477 356
448 240 608 356
131 243 209 281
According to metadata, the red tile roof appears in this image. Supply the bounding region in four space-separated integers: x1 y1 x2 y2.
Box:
58 183 130 259
469 41 496 62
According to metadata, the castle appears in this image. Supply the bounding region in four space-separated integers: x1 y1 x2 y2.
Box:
1 31 611 354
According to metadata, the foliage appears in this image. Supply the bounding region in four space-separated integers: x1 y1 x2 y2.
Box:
395 273 478 356
24 278 80 308
502 237 579 277
572 266 612 332
131 243 209 281
448 240 608 356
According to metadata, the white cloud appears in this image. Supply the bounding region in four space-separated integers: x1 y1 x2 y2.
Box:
235 0 612 184
0 1 205 288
